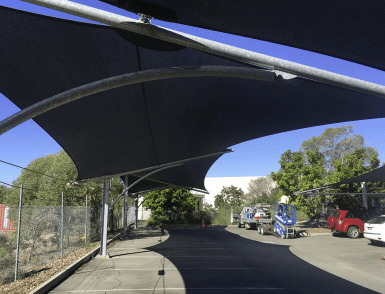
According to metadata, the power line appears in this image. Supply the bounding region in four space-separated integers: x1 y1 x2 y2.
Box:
0 159 66 181
0 180 38 191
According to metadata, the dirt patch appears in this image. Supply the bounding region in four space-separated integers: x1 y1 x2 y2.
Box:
0 229 123 294
294 219 331 235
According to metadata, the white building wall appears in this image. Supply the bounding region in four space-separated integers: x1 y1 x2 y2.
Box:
199 176 265 206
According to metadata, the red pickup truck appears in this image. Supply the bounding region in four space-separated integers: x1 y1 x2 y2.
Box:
327 210 368 238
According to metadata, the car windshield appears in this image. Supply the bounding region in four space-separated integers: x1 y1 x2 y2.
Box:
331 211 340 218
367 217 385 224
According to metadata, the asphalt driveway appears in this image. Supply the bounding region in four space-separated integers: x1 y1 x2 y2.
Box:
50 227 384 294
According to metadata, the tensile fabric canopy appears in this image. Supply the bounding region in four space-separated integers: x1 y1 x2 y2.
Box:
1 6 385 193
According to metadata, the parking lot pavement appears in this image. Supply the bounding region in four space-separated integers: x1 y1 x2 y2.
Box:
227 226 385 293
51 227 383 294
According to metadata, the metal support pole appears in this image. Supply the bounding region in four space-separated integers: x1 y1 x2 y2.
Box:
14 185 23 282
100 179 110 256
61 191 64 258
135 197 139 230
85 195 88 244
123 176 128 239
361 182 368 210
108 163 182 211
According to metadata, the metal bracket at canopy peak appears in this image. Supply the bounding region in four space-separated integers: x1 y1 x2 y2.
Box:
138 13 153 24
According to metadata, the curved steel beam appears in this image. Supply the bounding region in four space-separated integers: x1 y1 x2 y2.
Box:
0 66 275 136
20 0 385 99
109 163 182 211
82 148 233 183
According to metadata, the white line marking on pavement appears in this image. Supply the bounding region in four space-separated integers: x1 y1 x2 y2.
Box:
110 247 225 250
100 268 255 270
112 256 235 259
51 287 285 292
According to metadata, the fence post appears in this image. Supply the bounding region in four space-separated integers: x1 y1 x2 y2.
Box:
61 191 64 258
14 185 23 282
85 195 88 244
123 176 128 239
135 197 138 230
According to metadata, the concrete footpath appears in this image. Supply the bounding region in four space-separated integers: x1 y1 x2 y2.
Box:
49 228 182 293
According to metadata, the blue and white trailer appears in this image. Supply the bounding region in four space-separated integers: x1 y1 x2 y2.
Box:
274 201 296 239
235 205 273 234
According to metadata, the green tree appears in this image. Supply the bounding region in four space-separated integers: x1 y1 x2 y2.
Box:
272 126 384 214
271 148 326 218
214 186 244 208
326 148 382 209
246 176 276 204
271 150 305 195
142 188 197 224
3 150 123 207
0 185 10 203
257 187 281 206
301 125 377 172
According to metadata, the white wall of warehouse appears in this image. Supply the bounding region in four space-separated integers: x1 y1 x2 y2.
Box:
193 176 265 207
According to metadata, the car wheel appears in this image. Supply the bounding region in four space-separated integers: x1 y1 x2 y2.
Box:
257 226 261 234
260 226 265 235
347 226 360 238
245 223 249 230
238 222 241 228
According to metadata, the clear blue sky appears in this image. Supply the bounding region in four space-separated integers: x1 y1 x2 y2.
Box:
1 0 385 185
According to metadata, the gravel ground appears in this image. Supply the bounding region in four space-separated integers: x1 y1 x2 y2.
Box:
0 242 101 294
0 231 123 294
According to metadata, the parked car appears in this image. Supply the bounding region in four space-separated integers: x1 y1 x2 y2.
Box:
364 215 385 245
327 210 376 238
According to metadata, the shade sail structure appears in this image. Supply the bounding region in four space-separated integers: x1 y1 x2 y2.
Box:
329 166 385 187
102 0 385 72
2 6 385 192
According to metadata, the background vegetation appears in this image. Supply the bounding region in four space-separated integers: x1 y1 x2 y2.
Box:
1 125 384 227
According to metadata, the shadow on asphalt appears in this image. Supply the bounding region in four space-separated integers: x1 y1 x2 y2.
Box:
143 227 378 294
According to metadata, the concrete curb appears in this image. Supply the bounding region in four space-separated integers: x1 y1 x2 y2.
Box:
30 233 121 294
309 233 333 236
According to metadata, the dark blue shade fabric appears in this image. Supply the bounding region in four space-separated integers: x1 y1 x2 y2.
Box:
330 166 385 187
1 6 385 192
101 0 385 72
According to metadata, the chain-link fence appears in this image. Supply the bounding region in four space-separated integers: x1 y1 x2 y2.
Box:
0 200 124 285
